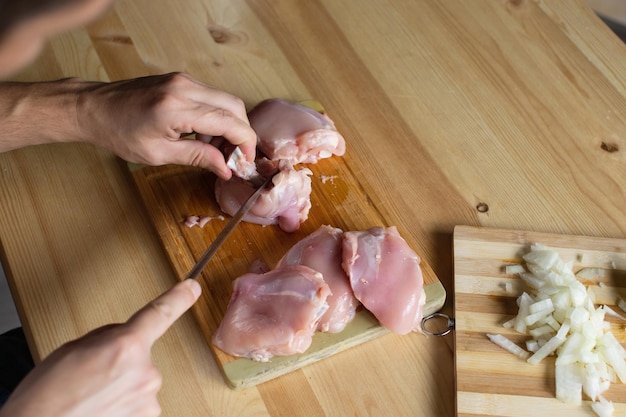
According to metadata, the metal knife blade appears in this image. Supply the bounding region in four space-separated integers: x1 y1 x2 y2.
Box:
185 169 279 280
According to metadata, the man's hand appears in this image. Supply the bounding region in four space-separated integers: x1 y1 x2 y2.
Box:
0 73 256 179
77 73 256 179
0 279 202 417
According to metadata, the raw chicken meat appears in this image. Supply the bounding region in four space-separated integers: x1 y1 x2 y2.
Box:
247 259 270 275
183 214 224 228
248 98 346 165
342 226 426 335
277 225 358 333
212 264 330 362
215 160 312 232
226 146 260 183
212 98 347 231
199 135 260 183
184 215 200 227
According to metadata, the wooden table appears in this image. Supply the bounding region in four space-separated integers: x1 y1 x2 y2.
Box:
1 1 625 415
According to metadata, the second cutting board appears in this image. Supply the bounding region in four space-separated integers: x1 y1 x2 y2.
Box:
453 225 626 417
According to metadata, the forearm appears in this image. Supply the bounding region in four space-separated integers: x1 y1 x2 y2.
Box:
0 73 257 176
0 79 99 152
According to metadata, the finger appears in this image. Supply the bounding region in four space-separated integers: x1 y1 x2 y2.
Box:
189 109 257 161
80 323 120 338
197 133 256 164
125 280 202 346
237 136 258 163
195 133 219 145
179 74 250 122
157 139 233 179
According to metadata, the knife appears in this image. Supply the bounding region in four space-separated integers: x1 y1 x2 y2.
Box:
185 169 279 280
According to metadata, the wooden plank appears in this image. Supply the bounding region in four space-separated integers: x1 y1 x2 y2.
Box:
457 392 626 417
453 225 626 417
129 153 445 389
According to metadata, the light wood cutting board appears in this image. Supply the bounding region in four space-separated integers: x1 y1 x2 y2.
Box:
129 154 445 389
453 225 626 417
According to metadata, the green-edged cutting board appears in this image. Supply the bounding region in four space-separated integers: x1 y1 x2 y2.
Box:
453 225 626 416
128 155 446 389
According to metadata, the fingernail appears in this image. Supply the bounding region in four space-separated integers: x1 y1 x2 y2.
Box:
184 279 202 300
218 168 232 180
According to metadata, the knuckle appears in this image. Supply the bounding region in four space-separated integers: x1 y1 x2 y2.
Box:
111 330 143 354
154 91 184 112
145 400 162 417
211 107 233 123
91 330 145 370
146 299 174 322
150 74 190 111
140 365 163 392
163 71 190 89
187 150 209 168
149 367 163 390
142 148 168 166
138 369 163 416
231 96 246 113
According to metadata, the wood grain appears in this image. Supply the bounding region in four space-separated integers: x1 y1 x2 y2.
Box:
453 225 626 417
130 151 446 388
1 0 626 415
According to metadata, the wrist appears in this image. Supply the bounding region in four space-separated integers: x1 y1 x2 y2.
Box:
0 79 97 152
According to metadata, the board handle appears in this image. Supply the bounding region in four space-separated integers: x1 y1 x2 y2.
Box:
421 312 455 336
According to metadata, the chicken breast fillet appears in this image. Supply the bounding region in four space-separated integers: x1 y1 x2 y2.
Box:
212 265 330 362
248 98 346 165
342 226 426 335
277 225 359 333
213 98 346 231
215 160 312 232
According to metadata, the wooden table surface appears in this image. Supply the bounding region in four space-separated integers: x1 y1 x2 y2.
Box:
1 0 626 416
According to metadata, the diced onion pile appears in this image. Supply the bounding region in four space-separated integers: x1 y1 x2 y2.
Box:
489 244 626 417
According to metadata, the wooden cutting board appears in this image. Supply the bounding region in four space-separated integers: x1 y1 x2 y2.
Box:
453 225 626 417
128 155 446 389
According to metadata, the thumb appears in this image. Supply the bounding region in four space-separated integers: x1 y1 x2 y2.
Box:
161 139 233 179
125 280 202 346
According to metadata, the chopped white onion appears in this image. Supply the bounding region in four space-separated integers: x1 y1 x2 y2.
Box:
514 292 534 334
502 317 516 328
529 324 556 339
583 362 611 401
527 333 565 365
520 272 545 290
526 339 540 353
602 305 626 321
555 362 583 405
505 264 526 275
591 396 615 417
494 245 626 417
525 308 555 326
576 267 607 281
486 333 530 360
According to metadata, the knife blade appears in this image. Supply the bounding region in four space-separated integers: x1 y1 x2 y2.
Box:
185 169 279 280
